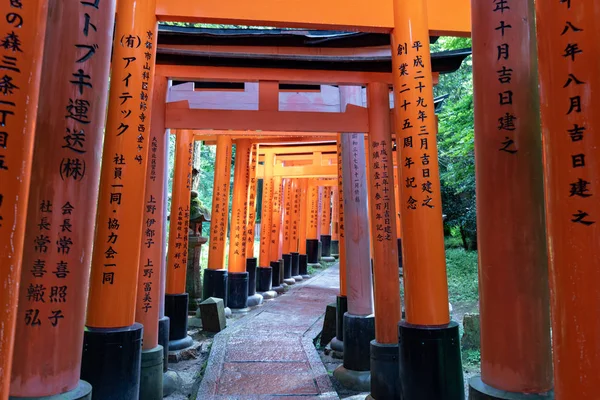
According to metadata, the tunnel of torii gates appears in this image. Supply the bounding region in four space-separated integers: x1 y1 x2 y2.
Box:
0 0 598 400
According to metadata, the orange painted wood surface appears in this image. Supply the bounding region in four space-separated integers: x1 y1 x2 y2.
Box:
228 139 252 273
472 0 553 393
331 186 340 241
319 186 332 236
281 178 293 254
258 153 274 266
336 136 347 296
165 130 194 294
245 144 259 259
306 180 320 240
269 176 284 262
297 178 309 254
206 135 232 270
0 1 48 397
155 0 471 36
367 82 401 344
10 1 115 395
393 165 402 239
290 179 301 252
536 1 600 398
391 0 450 326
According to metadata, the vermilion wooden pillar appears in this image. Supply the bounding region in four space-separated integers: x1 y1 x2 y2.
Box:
366 82 403 399
0 1 47 398
162 129 195 352
331 186 341 258
305 179 320 265
536 2 600 398
289 179 303 281
333 86 375 391
393 163 403 270
320 185 334 260
228 139 252 309
204 135 233 306
281 178 295 284
391 0 464 397
296 178 310 279
469 1 553 399
245 143 263 306
9 2 113 398
257 151 275 295
82 0 157 397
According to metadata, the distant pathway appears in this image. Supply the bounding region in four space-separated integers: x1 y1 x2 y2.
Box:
197 265 340 399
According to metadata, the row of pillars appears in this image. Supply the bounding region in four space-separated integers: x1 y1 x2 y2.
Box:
0 1 598 400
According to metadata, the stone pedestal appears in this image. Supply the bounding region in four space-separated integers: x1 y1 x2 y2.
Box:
187 234 208 311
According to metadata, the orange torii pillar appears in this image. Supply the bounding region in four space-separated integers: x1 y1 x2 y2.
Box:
297 178 310 278
203 135 233 306
257 151 276 298
366 82 403 399
289 179 303 281
245 144 263 305
80 0 158 397
270 176 288 290
391 0 464 398
330 135 348 354
469 1 553 399
281 178 296 284
227 139 252 310
536 3 599 398
392 164 403 270
0 1 47 397
8 2 112 399
333 86 375 392
305 179 321 266
163 130 195 351
320 185 335 261
330 186 341 258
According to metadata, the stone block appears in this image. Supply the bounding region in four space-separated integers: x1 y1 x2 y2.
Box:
199 297 226 333
461 312 480 350
320 303 337 347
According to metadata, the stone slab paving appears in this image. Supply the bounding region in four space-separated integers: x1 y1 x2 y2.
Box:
197 265 341 400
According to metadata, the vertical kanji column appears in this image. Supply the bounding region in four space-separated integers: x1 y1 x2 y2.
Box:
333 86 374 392
270 176 288 289
469 0 553 399
203 135 233 305
290 179 302 281
330 186 340 258
305 179 320 265
536 2 600 398
366 82 403 399
330 135 348 354
281 178 295 284
257 151 275 296
245 143 263 305
297 178 310 278
0 1 47 397
163 129 194 352
9 1 113 399
320 185 334 261
228 139 251 310
81 2 158 394
392 162 403 270
391 0 464 397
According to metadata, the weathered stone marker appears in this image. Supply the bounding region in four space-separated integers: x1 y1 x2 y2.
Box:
320 303 338 348
200 297 227 333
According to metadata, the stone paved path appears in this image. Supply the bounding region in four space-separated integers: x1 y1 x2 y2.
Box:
197 265 341 399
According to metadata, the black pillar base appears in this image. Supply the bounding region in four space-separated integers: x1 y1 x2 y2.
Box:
321 234 332 257
299 254 309 277
246 257 258 296
331 239 340 258
397 238 403 272
336 295 348 342
318 241 322 261
282 253 293 279
228 272 249 309
164 293 193 351
202 268 228 305
370 340 401 400
398 320 465 400
257 266 273 292
469 376 554 400
343 313 375 372
81 323 143 400
290 252 302 280
9 381 92 400
158 316 170 372
306 239 319 263
271 261 284 292
140 345 164 400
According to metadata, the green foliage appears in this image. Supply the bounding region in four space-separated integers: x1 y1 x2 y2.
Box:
445 248 479 304
462 348 481 373
433 37 477 250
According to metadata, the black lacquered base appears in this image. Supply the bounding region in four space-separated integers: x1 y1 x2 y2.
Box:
306 239 319 263
299 254 309 277
228 272 249 309
343 313 375 371
283 253 292 279
290 252 300 276
81 323 143 400
398 320 465 400
397 238 403 271
165 293 189 341
9 381 92 400
271 261 284 292
257 266 273 292
246 257 258 296
369 340 400 399
469 376 554 400
336 295 348 342
202 268 228 305
331 239 340 258
158 316 170 372
321 234 332 257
